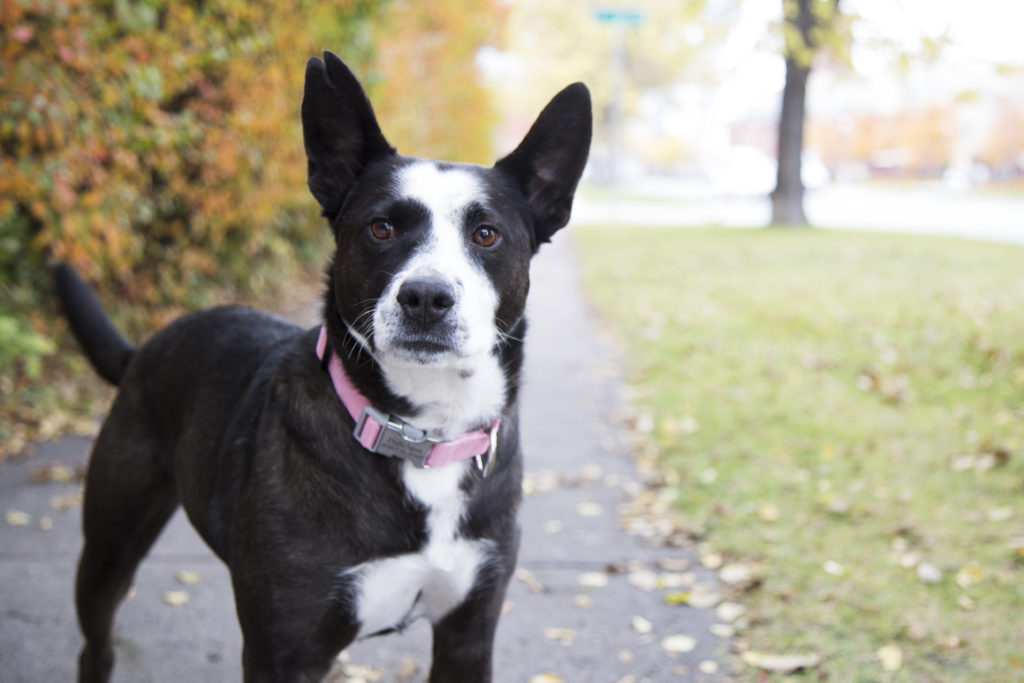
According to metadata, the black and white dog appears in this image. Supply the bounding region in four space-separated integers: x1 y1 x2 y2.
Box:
56 52 591 682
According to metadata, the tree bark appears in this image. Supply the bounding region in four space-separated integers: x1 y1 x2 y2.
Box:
771 0 819 227
771 55 810 226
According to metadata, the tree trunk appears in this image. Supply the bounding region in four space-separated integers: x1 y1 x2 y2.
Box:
771 55 810 226
771 0 820 227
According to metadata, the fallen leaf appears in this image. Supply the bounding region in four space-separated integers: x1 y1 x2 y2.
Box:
543 627 576 646
341 664 383 681
49 491 83 510
657 557 691 572
661 634 697 654
618 649 634 663
664 591 691 606
698 660 719 674
163 590 190 607
715 602 746 623
955 563 983 588
6 509 31 526
628 569 657 591
685 583 721 609
719 563 754 586
30 463 78 484
502 600 513 614
578 571 609 588
700 552 723 569
396 657 420 682
877 644 903 671
39 516 53 532
543 520 564 534
528 674 563 683
758 503 780 522
631 615 653 634
709 623 735 638
576 502 604 517
176 570 200 585
741 651 823 673
658 571 695 589
515 568 544 594
823 560 844 576
573 594 591 609
580 463 604 482
987 507 1012 522
917 562 942 584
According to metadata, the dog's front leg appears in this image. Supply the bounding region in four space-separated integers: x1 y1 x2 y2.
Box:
428 558 516 683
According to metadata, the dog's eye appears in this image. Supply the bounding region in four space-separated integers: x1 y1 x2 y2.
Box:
370 220 394 240
471 225 499 248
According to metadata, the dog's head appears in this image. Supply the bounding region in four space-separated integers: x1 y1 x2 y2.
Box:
303 52 590 426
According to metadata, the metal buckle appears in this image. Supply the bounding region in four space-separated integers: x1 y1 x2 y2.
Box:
355 406 438 468
475 422 500 478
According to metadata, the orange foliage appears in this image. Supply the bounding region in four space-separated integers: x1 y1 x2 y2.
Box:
370 0 505 165
0 0 506 392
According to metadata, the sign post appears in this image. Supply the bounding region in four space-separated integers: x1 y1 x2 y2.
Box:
594 9 644 186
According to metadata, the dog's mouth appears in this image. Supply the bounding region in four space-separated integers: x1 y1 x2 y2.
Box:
395 336 456 356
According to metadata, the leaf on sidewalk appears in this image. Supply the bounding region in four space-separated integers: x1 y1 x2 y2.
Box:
175 570 200 585
528 674 563 683
661 634 697 654
578 571 609 588
163 590 190 607
5 509 31 526
543 627 576 646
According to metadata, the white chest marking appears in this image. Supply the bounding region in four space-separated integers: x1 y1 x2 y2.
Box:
347 461 492 638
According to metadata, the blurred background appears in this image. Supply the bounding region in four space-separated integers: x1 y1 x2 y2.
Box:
2 1 1023 679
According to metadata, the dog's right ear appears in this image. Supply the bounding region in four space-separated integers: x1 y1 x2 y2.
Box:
302 51 395 219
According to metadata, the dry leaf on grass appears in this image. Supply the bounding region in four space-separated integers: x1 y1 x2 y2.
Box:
741 651 823 673
877 644 904 671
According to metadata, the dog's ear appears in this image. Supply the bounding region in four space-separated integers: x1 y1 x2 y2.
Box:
495 83 592 247
302 51 395 218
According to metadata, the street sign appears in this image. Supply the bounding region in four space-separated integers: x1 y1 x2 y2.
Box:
594 8 644 26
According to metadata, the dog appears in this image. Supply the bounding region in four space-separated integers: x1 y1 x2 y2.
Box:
54 51 591 682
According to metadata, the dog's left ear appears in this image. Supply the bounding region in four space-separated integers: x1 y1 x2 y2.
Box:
302 51 395 219
495 83 592 247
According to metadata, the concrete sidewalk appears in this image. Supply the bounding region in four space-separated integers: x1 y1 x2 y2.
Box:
0 233 729 682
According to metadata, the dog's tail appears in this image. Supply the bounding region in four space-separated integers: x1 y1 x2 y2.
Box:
53 263 135 386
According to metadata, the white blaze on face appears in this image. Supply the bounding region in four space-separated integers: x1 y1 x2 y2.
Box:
373 162 506 437
373 162 498 362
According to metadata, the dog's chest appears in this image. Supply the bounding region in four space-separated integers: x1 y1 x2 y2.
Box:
347 460 490 638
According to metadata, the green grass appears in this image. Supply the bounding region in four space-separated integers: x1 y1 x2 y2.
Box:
575 225 1024 681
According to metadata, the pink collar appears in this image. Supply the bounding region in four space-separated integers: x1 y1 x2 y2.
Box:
316 326 499 473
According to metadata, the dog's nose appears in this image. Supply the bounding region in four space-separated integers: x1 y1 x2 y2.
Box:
397 277 456 325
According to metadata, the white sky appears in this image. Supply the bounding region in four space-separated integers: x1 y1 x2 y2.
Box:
712 0 1024 122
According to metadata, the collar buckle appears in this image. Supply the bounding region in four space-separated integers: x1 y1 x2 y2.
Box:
355 405 439 468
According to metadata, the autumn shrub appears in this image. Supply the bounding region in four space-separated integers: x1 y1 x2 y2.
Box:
1 0 506 452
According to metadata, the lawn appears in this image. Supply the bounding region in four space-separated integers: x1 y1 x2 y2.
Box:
574 226 1024 680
